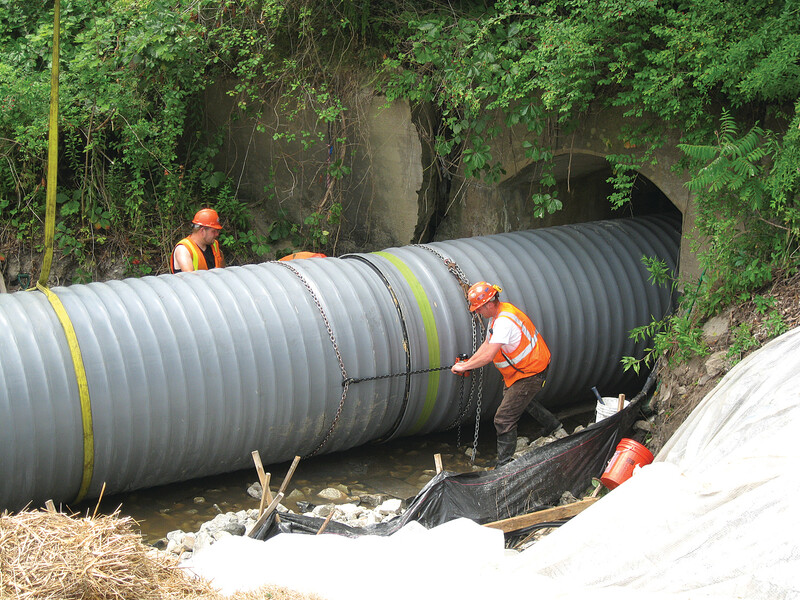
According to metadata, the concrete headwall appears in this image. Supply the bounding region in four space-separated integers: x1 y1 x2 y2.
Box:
203 83 432 254
204 87 699 281
433 105 698 281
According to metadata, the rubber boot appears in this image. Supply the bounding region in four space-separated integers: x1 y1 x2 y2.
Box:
495 430 518 468
526 401 562 436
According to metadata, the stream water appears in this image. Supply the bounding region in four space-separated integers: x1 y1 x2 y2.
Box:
76 409 594 544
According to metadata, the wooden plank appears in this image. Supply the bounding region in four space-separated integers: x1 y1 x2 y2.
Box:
483 498 599 533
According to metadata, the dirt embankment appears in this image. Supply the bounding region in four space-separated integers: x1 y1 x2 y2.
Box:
649 273 800 455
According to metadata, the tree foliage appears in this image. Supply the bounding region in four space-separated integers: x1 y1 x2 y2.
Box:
0 0 395 279
380 0 800 366
0 0 798 310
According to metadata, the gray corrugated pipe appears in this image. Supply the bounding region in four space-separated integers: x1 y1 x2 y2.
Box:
0 214 680 510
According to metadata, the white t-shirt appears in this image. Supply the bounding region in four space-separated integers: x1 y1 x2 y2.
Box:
489 315 521 354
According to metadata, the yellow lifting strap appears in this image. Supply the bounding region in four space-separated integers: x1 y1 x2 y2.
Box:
36 282 95 502
33 0 95 503
38 0 60 290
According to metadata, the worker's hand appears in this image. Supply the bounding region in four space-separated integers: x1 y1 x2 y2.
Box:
452 355 471 376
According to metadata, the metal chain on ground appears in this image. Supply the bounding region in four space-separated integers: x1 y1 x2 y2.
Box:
276 261 349 458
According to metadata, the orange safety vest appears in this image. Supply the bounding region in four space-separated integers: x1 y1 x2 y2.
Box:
489 302 551 387
170 238 224 273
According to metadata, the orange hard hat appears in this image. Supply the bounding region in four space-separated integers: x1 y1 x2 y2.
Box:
467 281 502 312
192 208 222 230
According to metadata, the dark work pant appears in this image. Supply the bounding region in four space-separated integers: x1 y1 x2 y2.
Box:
494 373 559 435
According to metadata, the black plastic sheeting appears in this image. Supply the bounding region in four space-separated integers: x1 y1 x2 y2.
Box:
251 400 641 541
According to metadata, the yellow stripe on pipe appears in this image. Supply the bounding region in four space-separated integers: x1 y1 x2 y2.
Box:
374 252 441 434
36 283 94 503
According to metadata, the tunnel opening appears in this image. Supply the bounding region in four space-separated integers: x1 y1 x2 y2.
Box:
483 153 684 405
417 152 682 245
504 152 681 228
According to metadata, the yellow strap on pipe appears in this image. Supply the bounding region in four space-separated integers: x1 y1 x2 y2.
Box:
33 1 94 503
36 283 94 503
38 0 60 288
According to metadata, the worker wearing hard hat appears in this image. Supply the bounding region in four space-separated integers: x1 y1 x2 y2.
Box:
170 208 225 273
452 282 562 467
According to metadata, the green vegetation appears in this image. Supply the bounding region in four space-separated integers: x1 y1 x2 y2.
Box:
0 0 392 278
0 0 798 366
380 0 799 366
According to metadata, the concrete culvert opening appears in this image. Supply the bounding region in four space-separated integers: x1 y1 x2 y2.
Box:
501 152 682 229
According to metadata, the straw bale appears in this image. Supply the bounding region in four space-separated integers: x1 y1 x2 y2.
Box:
0 509 323 600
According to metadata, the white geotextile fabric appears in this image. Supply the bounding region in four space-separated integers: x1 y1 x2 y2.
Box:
186 326 800 599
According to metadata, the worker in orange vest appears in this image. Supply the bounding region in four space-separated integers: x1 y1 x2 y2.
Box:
452 281 562 467
170 208 225 273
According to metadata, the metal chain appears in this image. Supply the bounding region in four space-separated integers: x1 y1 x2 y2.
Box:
343 365 453 386
454 371 474 448
456 375 465 448
471 368 484 463
411 244 471 293
277 262 348 458
413 244 486 460
280 248 486 459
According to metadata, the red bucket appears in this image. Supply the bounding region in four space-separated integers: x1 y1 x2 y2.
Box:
600 438 654 490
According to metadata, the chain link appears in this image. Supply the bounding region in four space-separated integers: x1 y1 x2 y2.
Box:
280 248 487 459
471 368 483 463
412 244 471 294
277 262 348 458
413 244 487 461
343 365 453 386
455 375 465 448
453 369 474 448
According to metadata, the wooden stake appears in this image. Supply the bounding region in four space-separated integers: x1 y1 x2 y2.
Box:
618 393 626 412
251 450 266 486
269 455 301 525
246 491 284 538
259 473 272 517
316 508 336 535
434 453 443 474
251 450 273 517
277 455 301 497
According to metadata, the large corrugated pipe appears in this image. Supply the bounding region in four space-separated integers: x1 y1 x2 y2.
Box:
0 214 680 510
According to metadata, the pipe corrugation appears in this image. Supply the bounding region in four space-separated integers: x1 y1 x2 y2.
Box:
0 214 679 509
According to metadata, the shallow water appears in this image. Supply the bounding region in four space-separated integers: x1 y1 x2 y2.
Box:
76 410 593 544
